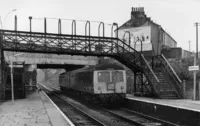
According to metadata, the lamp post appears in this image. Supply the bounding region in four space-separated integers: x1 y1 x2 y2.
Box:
10 53 24 104
3 9 17 29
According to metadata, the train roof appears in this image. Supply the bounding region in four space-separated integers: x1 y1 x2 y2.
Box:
94 63 124 70
61 63 124 75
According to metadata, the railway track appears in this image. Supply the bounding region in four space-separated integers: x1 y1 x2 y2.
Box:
102 107 179 126
39 84 106 126
38 83 179 126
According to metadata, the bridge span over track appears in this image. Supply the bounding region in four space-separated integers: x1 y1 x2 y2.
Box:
4 51 98 66
0 16 182 101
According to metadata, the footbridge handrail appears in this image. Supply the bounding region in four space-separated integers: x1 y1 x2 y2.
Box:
141 54 160 83
160 54 182 98
152 54 182 98
161 54 182 83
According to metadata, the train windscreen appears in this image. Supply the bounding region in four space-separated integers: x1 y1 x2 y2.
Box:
112 71 123 82
98 71 110 83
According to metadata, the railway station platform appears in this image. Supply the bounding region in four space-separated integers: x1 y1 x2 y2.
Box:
127 94 200 111
126 94 200 125
0 91 73 126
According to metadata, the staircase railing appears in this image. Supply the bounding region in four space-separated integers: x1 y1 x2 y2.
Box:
161 54 182 98
152 54 182 98
141 54 160 83
112 39 161 96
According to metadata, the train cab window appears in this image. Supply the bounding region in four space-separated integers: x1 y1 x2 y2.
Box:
98 71 110 82
112 71 123 82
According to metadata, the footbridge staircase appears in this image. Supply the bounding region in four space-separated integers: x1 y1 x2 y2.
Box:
0 17 183 99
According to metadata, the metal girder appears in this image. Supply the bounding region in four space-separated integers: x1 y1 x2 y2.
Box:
0 30 118 56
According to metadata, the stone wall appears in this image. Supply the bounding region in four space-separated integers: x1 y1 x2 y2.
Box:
22 65 37 95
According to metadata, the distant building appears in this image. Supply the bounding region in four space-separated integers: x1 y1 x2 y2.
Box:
182 49 193 59
161 48 193 59
117 7 177 56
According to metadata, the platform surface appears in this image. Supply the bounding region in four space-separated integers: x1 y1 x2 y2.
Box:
127 94 200 112
0 91 72 126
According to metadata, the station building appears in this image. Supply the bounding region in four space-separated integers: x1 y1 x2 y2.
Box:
117 7 177 57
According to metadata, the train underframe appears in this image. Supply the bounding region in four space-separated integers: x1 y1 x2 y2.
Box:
60 86 126 104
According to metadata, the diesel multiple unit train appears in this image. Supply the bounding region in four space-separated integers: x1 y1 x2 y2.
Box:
59 63 127 103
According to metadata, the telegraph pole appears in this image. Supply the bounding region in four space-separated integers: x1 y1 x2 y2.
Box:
189 41 191 52
195 22 199 58
193 22 200 100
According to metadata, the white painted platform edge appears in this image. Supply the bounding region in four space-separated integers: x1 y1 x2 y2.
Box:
42 90 75 126
127 97 200 113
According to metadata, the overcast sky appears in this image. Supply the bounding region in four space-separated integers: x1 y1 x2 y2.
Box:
0 0 199 51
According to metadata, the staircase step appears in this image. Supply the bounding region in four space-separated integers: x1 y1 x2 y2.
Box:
160 96 179 99
159 91 177 95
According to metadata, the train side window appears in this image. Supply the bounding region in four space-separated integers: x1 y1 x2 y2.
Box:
112 71 123 82
98 71 110 82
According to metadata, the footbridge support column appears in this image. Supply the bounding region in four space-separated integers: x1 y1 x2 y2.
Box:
0 50 6 102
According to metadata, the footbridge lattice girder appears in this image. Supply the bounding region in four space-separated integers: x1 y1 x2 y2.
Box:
1 30 117 56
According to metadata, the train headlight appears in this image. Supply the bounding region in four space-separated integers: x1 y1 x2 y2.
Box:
98 87 101 90
121 86 124 89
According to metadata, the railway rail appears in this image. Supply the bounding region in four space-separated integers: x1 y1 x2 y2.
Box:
38 83 179 126
39 84 106 126
102 107 179 126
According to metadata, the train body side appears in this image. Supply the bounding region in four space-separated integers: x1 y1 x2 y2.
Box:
59 70 95 94
59 64 127 95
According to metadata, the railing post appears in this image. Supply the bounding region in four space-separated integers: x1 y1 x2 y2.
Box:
123 31 131 52
58 19 62 34
98 22 105 37
58 19 62 49
85 21 91 52
44 18 47 33
29 16 32 49
14 15 17 49
98 22 104 53
29 16 32 32
44 18 47 48
111 23 118 53
14 15 17 31
72 20 76 51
